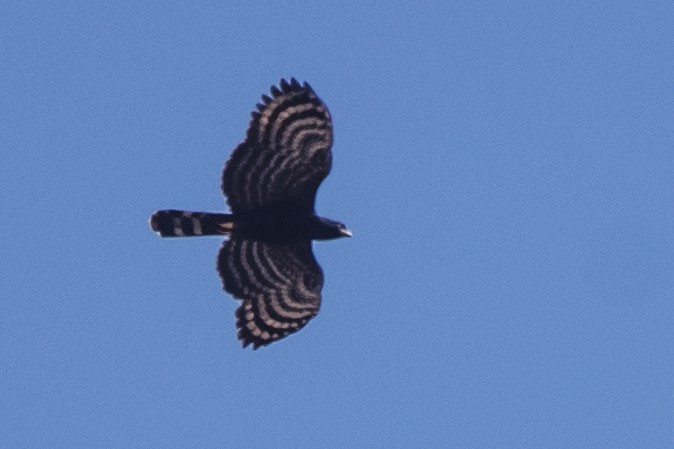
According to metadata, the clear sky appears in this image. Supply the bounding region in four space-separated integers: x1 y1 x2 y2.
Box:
2 2 673 448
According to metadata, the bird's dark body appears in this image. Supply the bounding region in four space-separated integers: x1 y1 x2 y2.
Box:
150 78 349 349
234 212 346 242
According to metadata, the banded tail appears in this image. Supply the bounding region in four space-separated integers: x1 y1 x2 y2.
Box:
150 210 235 237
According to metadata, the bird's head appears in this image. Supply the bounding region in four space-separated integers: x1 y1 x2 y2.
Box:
313 217 352 240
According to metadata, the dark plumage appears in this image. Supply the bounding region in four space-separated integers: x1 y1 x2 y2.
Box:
150 78 350 349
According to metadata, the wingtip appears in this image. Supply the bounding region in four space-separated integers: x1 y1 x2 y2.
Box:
276 77 310 94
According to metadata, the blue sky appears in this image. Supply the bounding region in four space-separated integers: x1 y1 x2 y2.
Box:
2 2 673 448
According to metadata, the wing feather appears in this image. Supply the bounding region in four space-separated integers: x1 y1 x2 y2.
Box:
222 78 333 214
217 238 323 349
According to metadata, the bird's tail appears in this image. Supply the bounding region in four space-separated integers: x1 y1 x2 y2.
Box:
150 210 235 237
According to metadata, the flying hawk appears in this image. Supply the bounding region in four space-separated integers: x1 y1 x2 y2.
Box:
150 78 350 349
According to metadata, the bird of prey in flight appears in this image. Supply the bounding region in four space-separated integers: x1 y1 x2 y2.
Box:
150 78 351 349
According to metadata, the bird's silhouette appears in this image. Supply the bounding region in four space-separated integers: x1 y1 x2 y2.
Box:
150 78 350 349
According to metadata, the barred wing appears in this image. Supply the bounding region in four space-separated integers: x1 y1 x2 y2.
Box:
222 78 333 215
217 238 324 349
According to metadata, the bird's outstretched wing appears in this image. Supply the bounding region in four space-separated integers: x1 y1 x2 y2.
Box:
217 237 324 349
222 78 333 215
